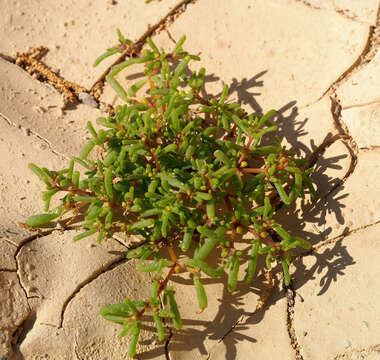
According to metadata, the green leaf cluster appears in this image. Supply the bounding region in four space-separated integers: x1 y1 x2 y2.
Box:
25 33 315 357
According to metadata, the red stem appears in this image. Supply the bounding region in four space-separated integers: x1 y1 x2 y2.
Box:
240 168 266 174
238 136 254 165
246 227 279 248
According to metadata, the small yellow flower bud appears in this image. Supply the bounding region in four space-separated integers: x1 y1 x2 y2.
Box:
236 226 244 234
200 185 207 191
241 161 248 168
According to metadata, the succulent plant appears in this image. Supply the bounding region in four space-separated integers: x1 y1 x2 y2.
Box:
25 33 315 357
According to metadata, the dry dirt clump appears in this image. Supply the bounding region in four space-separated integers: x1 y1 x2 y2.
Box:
14 46 87 108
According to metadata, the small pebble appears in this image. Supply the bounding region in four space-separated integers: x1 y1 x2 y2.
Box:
32 105 46 114
25 263 35 271
344 339 351 348
79 92 98 108
362 320 369 328
23 128 31 136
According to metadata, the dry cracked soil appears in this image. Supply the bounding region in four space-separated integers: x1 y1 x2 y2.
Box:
0 0 380 359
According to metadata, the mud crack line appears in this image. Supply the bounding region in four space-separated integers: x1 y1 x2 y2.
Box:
214 271 275 347
164 328 173 360
328 94 358 193
298 3 380 194
296 220 380 260
292 0 369 24
302 2 380 109
312 219 380 252
59 256 127 328
0 47 113 113
89 0 198 98
0 112 69 160
285 281 304 360
13 227 80 298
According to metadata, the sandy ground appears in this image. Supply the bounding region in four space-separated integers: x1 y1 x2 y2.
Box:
0 0 380 359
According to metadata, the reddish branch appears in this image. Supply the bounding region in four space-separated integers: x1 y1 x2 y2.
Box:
246 227 279 248
240 168 266 174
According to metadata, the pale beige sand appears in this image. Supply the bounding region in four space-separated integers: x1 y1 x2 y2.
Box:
1 1 379 359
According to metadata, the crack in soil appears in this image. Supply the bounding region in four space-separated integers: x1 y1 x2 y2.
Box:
57 238 149 329
3 252 33 358
320 4 380 192
12 310 38 353
204 272 275 360
329 1 371 25
0 0 200 119
10 311 36 359
285 281 304 360
292 4 380 204
59 256 127 328
312 219 380 252
296 220 380 261
89 0 198 99
0 112 69 160
301 3 380 110
11 229 78 338
292 0 370 25
287 220 380 358
342 100 380 110
164 328 173 360
13 46 86 108
2 237 18 248
360 145 380 151
293 0 321 10
0 49 110 114
325 95 358 196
